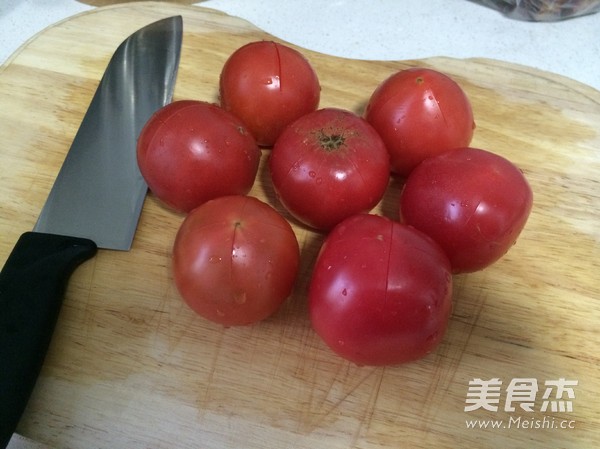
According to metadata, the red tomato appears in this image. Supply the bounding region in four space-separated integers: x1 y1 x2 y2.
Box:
400 147 533 273
269 108 390 231
219 40 320 146
172 195 300 327
137 100 261 213
308 214 453 366
365 67 475 177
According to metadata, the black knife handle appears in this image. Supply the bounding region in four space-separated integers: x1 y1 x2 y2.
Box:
0 232 97 448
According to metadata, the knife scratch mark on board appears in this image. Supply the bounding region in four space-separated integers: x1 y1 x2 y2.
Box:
349 366 386 446
297 357 384 436
153 281 193 352
412 278 489 436
194 326 228 416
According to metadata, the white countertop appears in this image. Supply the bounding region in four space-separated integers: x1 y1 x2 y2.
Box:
1 0 599 92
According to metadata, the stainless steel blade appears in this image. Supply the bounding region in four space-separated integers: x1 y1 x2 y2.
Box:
0 17 183 448
33 15 183 250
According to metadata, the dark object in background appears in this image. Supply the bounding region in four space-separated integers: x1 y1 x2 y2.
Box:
475 0 600 20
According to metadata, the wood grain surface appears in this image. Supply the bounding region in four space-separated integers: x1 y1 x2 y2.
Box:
1 3 599 448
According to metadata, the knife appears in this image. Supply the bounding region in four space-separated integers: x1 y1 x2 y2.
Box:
0 16 182 448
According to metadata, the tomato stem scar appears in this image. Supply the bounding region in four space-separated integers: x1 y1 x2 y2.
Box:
318 131 345 151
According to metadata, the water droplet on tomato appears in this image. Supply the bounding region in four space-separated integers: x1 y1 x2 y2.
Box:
341 288 348 296
209 255 222 264
308 171 316 178
315 177 323 184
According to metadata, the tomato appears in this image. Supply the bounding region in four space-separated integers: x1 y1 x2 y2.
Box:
308 214 453 366
219 40 320 146
172 195 300 327
269 108 390 231
137 100 261 213
400 147 533 273
365 67 475 177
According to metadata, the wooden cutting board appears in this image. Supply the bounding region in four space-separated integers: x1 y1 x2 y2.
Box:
1 3 599 448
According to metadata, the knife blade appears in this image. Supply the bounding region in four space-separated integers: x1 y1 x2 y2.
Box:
0 15 183 448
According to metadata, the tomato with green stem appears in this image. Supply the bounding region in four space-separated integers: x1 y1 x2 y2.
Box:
269 108 390 231
172 195 300 326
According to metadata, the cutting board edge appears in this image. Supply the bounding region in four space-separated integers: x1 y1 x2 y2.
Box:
2 1 599 104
